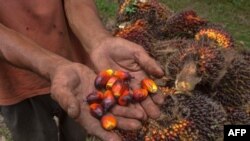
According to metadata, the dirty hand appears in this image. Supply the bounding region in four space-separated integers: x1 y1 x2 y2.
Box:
89 37 165 120
50 62 124 141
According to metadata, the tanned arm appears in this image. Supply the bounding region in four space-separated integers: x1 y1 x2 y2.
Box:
0 23 70 79
64 0 112 53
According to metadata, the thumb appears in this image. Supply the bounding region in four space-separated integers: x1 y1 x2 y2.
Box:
134 48 164 78
51 88 80 119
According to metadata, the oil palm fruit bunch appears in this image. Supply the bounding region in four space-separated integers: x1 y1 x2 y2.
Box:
160 92 228 140
86 69 158 130
114 91 227 141
195 24 234 48
117 0 172 23
164 10 208 39
211 49 250 107
152 39 203 90
225 104 250 125
114 19 154 52
116 118 199 141
117 0 172 39
156 39 250 107
151 38 193 75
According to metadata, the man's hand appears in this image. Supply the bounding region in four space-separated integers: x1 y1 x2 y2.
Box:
89 37 165 119
50 62 144 141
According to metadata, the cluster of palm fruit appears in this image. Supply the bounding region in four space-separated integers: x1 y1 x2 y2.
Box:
89 0 250 140
114 19 154 52
87 69 158 130
116 0 172 39
114 92 228 141
117 0 172 23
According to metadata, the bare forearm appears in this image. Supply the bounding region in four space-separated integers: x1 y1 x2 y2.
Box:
0 23 71 79
64 0 112 53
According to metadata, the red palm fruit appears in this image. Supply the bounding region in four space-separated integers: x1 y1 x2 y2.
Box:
101 114 117 130
104 69 114 76
122 81 130 91
133 89 148 102
89 103 104 119
118 90 132 106
106 76 119 90
111 80 124 98
113 70 132 81
94 69 113 90
102 90 116 112
86 91 103 104
141 78 158 94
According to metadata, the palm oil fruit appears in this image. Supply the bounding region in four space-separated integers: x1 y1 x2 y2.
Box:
106 76 119 90
102 90 116 112
141 78 158 94
101 114 117 131
86 91 103 104
89 69 161 131
89 103 104 119
133 89 148 102
95 69 114 90
113 70 132 81
118 91 132 106
111 80 124 98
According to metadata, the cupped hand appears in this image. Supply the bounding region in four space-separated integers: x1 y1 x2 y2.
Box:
50 62 142 141
89 37 165 119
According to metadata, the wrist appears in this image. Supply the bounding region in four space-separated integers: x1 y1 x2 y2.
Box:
42 56 72 80
84 31 113 54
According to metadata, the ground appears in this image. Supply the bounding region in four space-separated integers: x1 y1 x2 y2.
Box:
0 0 249 140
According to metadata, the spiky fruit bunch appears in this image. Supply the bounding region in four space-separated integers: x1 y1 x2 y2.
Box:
212 50 250 107
161 92 228 140
226 105 250 125
115 119 194 141
153 39 225 85
152 38 193 78
114 19 154 52
195 25 234 48
240 48 250 61
115 91 227 141
116 115 199 141
117 0 172 39
164 10 207 38
117 0 172 23
155 39 250 107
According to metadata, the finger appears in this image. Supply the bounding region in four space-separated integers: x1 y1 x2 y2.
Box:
78 105 122 141
133 48 164 78
51 88 80 119
126 85 144 111
151 93 165 105
116 116 142 130
134 104 148 121
111 105 145 120
129 73 161 119
140 96 161 119
125 103 148 120
129 74 165 105
129 73 145 90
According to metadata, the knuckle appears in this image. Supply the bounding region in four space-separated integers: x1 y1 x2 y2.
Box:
129 121 141 129
135 110 145 119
